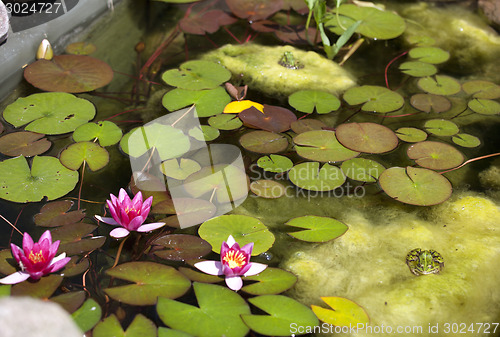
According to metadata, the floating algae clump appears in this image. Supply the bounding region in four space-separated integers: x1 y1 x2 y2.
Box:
202 44 356 97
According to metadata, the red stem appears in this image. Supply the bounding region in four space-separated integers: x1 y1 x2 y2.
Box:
439 153 500 174
385 51 408 90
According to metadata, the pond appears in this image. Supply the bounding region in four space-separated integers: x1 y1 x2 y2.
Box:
0 0 499 336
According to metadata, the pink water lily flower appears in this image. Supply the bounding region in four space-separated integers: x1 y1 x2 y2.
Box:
195 235 267 291
95 188 165 239
0 230 70 284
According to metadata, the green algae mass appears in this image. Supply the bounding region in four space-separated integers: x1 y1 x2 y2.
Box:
202 44 356 97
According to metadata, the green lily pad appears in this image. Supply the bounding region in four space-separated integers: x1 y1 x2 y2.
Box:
105 262 191 306
50 222 97 245
72 121 122 147
468 98 500 115
335 123 398 154
208 114 242 130
59 235 106 256
407 35 435 46
286 215 348 242
378 166 452 206
94 314 156 337
198 214 275 255
162 87 231 117
0 250 16 275
343 85 404 113
462 80 500 99
408 47 450 64
71 298 102 333
51 290 85 313
257 155 293 173
250 180 286 198
241 268 297 295
311 297 369 326
189 125 220 142
399 61 437 77
59 141 109 171
417 76 461 96
340 158 385 182
0 156 78 203
3 92 96 135
288 90 340 114
241 295 319 336
288 162 346 191
424 119 459 136
410 94 451 113
407 141 464 170
34 200 85 227
11 274 62 298
178 267 223 284
158 328 194 337
240 131 288 154
160 158 201 180
0 131 51 157
61 256 90 277
65 42 97 55
395 127 428 143
294 130 359 162
290 119 327 134
239 105 297 133
157 283 250 337
452 133 481 148
162 60 231 90
152 234 212 261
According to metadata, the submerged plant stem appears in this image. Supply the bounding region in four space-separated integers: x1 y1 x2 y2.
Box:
0 214 23 236
112 236 128 269
439 153 500 174
385 51 408 90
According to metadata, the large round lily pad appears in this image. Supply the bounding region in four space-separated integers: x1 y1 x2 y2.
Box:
468 98 500 115
288 162 346 191
286 216 348 242
162 87 231 117
0 131 51 157
340 158 385 182
407 141 464 170
424 119 459 136
462 80 500 99
417 75 461 96
162 60 231 90
288 90 340 114
342 85 404 113
379 166 452 206
239 105 297 133
410 94 451 113
335 123 398 154
408 47 450 64
241 268 297 295
293 130 359 162
240 131 288 154
59 141 109 171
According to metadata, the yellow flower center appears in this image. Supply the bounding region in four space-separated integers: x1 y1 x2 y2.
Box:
28 250 45 264
223 250 246 269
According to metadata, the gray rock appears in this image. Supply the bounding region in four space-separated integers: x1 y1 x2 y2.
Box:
0 1 8 45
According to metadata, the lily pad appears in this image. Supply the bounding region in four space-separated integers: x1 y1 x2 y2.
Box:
0 131 51 157
3 92 96 135
61 256 90 277
105 262 191 306
424 119 459 136
198 214 275 255
156 198 216 229
462 80 500 99
59 141 109 171
162 87 231 117
410 93 451 113
241 268 297 295
208 114 243 130
189 125 220 142
311 297 369 326
335 123 398 154
343 85 404 113
407 35 435 46
58 235 106 256
157 282 250 337
24 55 113 93
286 216 348 242
160 158 201 180
241 295 319 336
72 121 122 147
93 314 156 337
162 60 231 90
158 328 194 337
178 267 223 284
226 0 283 21
395 127 428 143
378 166 452 206
294 130 359 162
11 274 62 298
417 76 461 96
239 105 297 133
288 90 340 114
399 61 437 77
240 131 288 154
72 298 102 333
152 234 212 261
408 47 450 64
250 180 286 198
452 133 481 148
468 98 500 115
51 290 85 313
0 156 78 203
65 42 97 55
340 158 385 182
407 141 464 170
223 100 264 114
257 154 293 173
290 119 327 134
288 162 346 191
34 200 85 227
179 9 237 35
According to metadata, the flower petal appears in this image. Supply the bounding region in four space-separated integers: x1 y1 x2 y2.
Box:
194 261 224 276
22 232 34 256
240 242 254 257
127 215 146 231
110 227 130 239
0 271 30 284
10 244 23 263
131 191 143 210
95 215 119 225
39 230 52 244
118 188 129 203
225 276 243 291
226 235 236 248
49 254 71 273
136 222 166 233
243 262 268 277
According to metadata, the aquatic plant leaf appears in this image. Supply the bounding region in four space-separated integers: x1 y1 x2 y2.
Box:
59 236 106 256
160 158 201 180
407 35 435 46
408 47 450 64
291 119 327 134
274 25 320 45
407 141 464 170
152 234 212 261
34 200 85 227
189 125 220 141
250 180 286 198
11 274 62 298
65 42 97 55
343 85 404 113
51 290 85 313
162 87 231 117
395 127 428 143
72 121 122 147
335 123 398 154
241 295 319 336
417 75 461 96
399 61 437 77
199 214 275 255
0 156 78 203
311 297 369 326
239 105 297 133
468 98 500 115
294 130 359 162
162 60 231 90
410 93 451 113
158 327 194 337
288 90 340 114
378 166 452 206
240 131 288 154
241 268 297 295
59 141 109 171
178 267 223 284
61 256 90 277
257 154 293 173
0 250 16 275
51 222 97 244
157 283 250 337
155 198 216 229
452 133 481 148
94 314 156 337
208 114 242 130
105 262 191 306
462 80 500 99
225 0 283 21
0 131 51 157
223 100 264 114
424 119 459 136
180 9 237 35
250 20 280 33
286 216 348 242
289 162 346 191
24 55 113 93
341 158 385 182
71 299 102 333
3 92 95 135
0 122 3 134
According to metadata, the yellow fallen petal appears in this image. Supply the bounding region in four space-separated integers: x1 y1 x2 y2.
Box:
223 100 264 114
36 39 53 60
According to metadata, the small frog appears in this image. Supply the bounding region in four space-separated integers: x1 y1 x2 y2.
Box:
278 51 303 70
406 248 444 276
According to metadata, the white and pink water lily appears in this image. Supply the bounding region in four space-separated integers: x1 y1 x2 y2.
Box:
194 235 267 291
95 188 165 239
0 230 70 284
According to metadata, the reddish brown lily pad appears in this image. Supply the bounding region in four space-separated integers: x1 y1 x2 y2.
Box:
407 141 464 170
239 105 297 133
335 122 398 154
152 234 212 261
34 200 85 227
410 93 451 113
0 131 51 157
24 55 113 93
226 0 283 21
291 119 327 134
275 25 320 44
180 9 237 35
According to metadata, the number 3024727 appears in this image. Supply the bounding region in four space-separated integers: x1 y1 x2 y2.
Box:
5 2 63 15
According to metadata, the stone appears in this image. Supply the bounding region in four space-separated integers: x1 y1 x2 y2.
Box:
0 0 8 45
